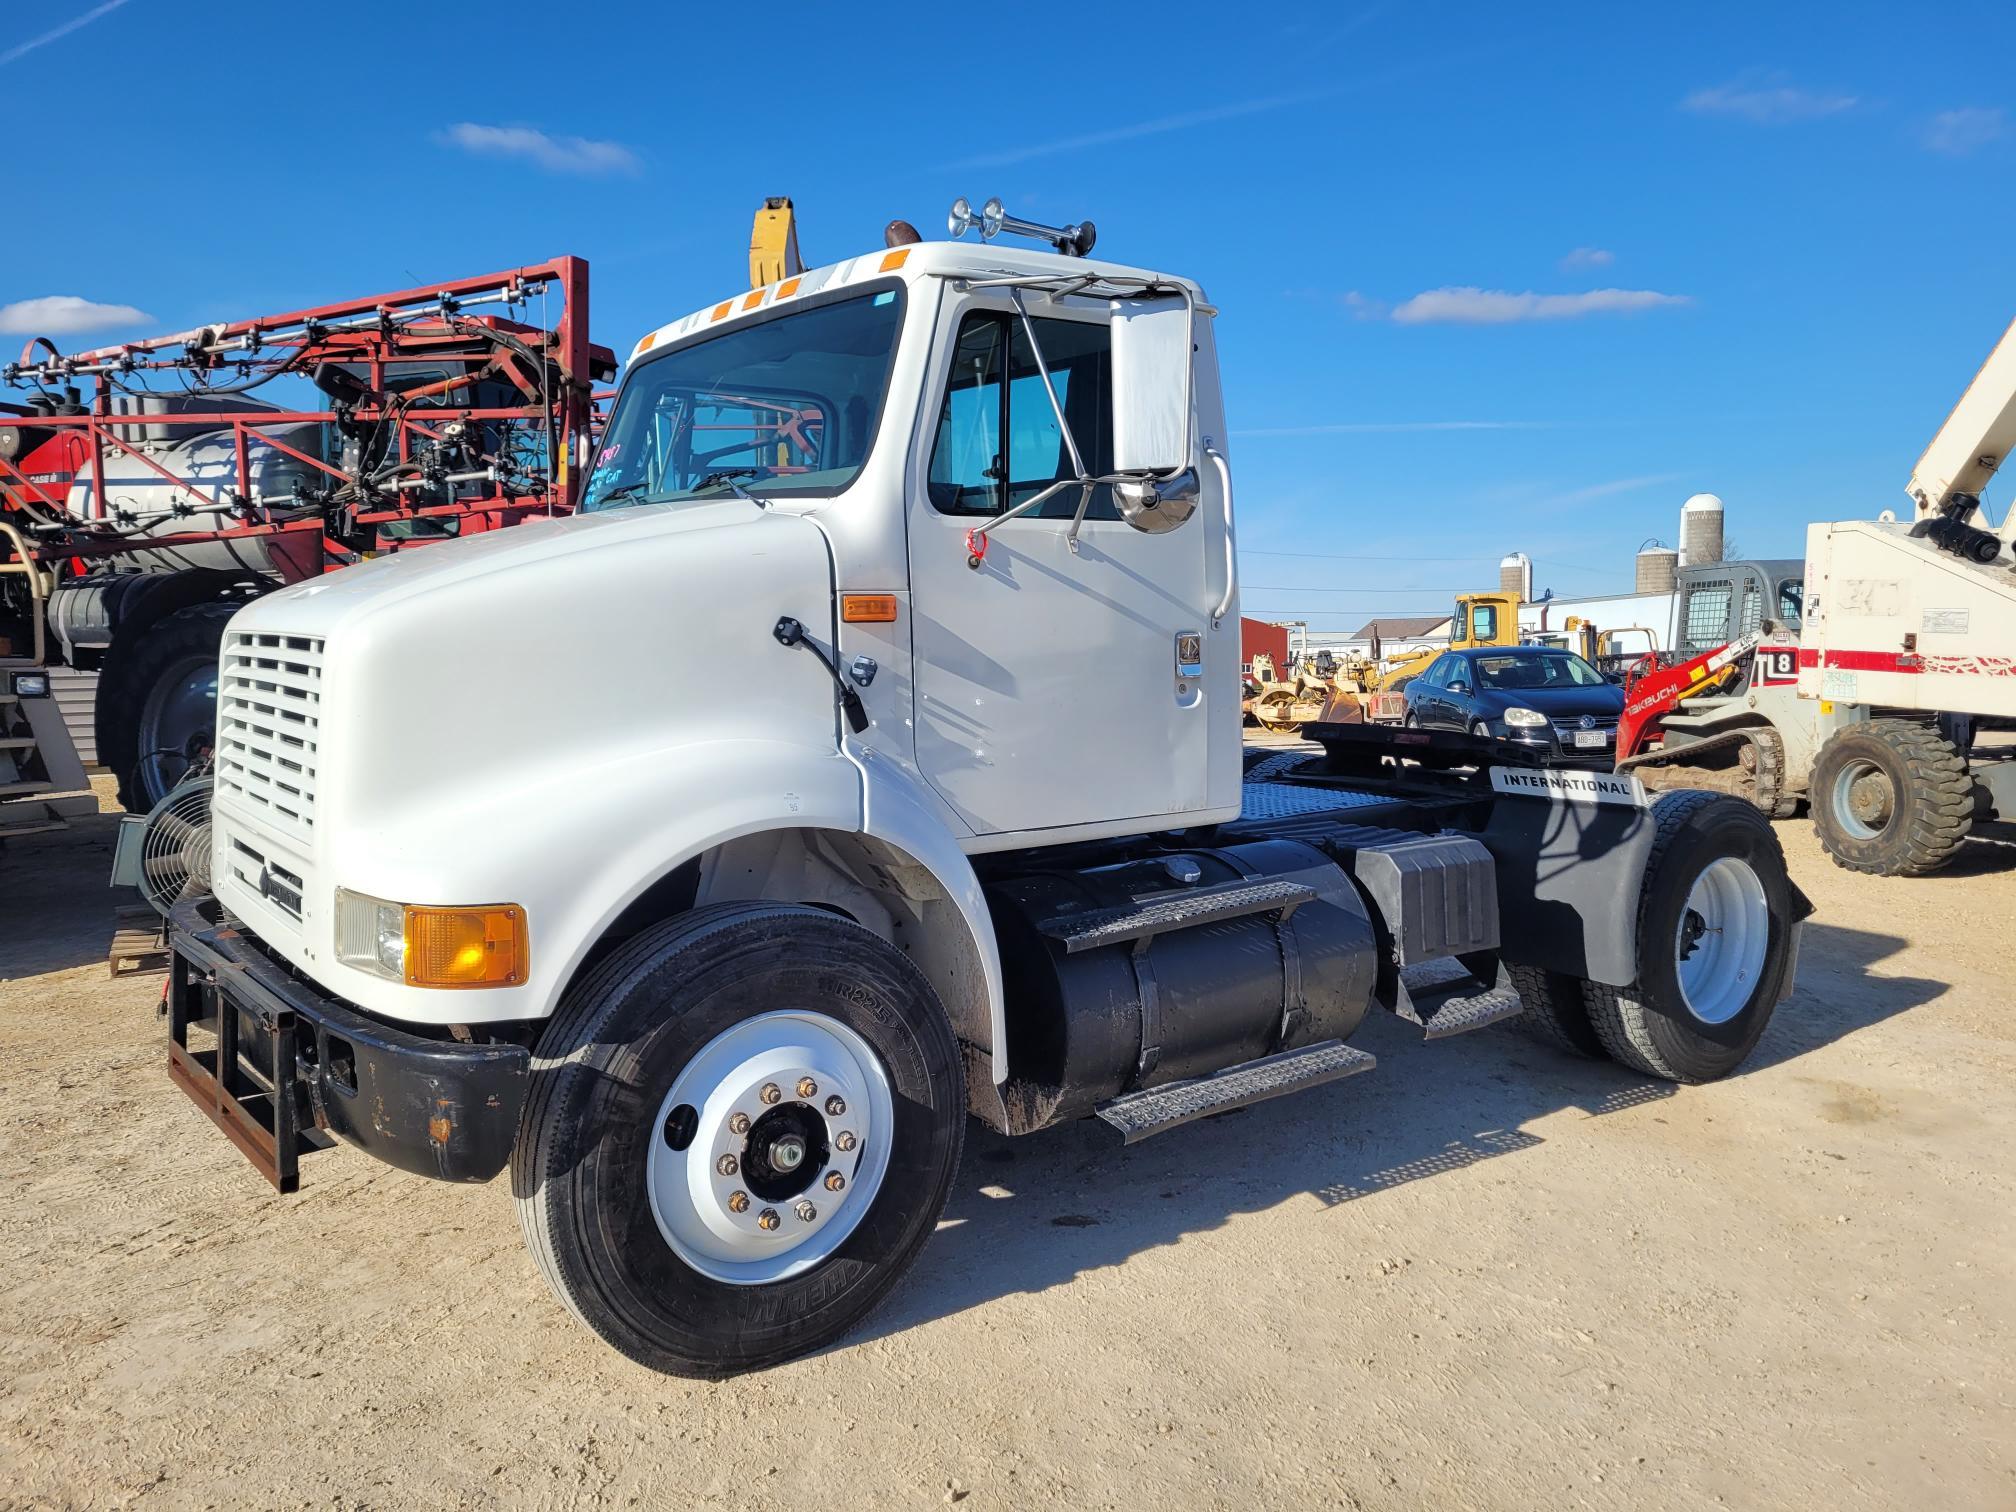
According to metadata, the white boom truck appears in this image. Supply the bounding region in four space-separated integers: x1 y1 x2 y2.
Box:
165 202 1809 1377
1615 316 2016 874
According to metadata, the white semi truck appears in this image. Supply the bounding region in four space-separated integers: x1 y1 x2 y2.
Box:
165 204 1810 1376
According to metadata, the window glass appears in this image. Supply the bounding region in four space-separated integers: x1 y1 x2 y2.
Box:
1473 652 1606 689
1470 603 1499 642
583 286 904 511
1418 656 1447 688
928 312 1116 519
1777 578 1804 629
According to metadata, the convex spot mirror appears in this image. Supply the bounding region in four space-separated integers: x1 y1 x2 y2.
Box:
1109 296 1199 534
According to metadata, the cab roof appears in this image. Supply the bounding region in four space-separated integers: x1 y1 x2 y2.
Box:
625 239 1209 365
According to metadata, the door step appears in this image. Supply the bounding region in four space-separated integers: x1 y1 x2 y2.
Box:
1038 878 1315 954
1094 1039 1377 1143
1395 963 1526 1040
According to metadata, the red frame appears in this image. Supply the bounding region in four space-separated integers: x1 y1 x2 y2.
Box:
1 258 607 584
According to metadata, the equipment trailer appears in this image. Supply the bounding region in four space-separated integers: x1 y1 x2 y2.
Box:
161 202 1810 1376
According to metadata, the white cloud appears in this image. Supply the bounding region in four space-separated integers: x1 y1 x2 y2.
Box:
438 123 640 176
1389 287 1690 325
0 0 130 69
1921 107 2008 155
1682 73 1857 125
1560 246 1614 270
950 89 1335 170
1547 472 1685 506
0 295 153 336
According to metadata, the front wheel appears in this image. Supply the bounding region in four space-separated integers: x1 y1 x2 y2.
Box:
1585 791 1804 1083
1810 719 1973 876
513 903 966 1376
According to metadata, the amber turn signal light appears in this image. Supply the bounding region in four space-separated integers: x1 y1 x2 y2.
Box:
840 593 899 623
404 904 528 989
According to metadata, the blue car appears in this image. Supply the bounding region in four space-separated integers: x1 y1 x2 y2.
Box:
1402 646 1625 767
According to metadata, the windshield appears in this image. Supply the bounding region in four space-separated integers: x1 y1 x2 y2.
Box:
1471 652 1606 690
583 285 905 511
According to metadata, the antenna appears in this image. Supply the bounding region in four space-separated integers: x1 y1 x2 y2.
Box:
947 196 1097 258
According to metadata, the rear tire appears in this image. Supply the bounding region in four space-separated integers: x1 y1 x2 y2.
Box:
1585 791 1799 1083
1507 963 1602 1058
513 902 965 1377
1810 719 1972 876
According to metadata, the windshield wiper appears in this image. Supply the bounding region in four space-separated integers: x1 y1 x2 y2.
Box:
588 480 654 509
692 467 772 504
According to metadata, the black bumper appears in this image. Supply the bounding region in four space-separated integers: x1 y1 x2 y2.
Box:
166 899 530 1192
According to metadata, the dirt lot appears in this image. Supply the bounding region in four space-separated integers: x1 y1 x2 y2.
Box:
3 782 2013 1511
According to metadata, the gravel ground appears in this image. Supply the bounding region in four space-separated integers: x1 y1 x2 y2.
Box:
2 776 2012 1510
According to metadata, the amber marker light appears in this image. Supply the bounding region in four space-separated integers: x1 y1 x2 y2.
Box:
404 904 529 989
841 593 899 624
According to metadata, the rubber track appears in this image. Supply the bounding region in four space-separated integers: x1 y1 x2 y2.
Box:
1816 718 1973 877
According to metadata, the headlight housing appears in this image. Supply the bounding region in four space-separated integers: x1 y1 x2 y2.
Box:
1503 706 1548 728
335 888 528 988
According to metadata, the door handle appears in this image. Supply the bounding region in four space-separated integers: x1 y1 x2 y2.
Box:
1205 448 1236 628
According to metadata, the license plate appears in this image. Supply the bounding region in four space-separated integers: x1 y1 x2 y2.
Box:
1573 730 1608 748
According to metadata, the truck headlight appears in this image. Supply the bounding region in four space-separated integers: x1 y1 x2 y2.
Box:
1503 707 1548 728
335 888 528 988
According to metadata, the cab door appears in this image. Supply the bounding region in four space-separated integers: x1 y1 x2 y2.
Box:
905 298 1218 837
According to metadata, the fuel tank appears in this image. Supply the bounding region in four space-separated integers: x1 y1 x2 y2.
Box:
985 838 1379 1132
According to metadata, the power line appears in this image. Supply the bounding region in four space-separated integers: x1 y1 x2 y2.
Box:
1241 583 1471 593
1240 547 1617 576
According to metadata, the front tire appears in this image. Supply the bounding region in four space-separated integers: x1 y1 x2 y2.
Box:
1811 719 1973 876
1585 791 1800 1083
513 903 966 1377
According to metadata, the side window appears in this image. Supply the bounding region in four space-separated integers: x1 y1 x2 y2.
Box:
1471 603 1499 642
1448 602 1466 644
1418 655 1447 688
928 312 1116 520
1777 578 1804 629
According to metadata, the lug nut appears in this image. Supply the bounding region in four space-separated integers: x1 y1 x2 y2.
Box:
836 1131 857 1153
715 1154 738 1176
824 1171 845 1192
727 1190 750 1214
796 1077 819 1099
795 1201 817 1222
759 1083 782 1105
757 1208 780 1231
728 1112 750 1135
825 1095 846 1117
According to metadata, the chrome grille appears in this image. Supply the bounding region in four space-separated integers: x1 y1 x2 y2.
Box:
1550 714 1618 742
225 834 305 919
215 630 323 840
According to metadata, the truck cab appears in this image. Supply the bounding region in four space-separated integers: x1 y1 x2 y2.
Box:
166 207 1808 1378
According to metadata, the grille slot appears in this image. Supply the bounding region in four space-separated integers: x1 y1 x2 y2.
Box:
215 631 323 840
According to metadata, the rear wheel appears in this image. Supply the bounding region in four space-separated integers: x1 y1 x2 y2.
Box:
1811 719 1972 876
513 902 965 1377
1507 963 1602 1058
1585 791 1800 1082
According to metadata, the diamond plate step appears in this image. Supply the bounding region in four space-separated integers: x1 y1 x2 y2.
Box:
1397 974 1526 1040
1095 1039 1377 1143
1037 878 1315 955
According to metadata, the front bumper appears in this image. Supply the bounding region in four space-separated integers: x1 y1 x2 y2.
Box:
1488 721 1616 769
166 897 531 1192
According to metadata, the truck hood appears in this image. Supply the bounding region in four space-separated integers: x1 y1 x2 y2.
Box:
237 498 794 639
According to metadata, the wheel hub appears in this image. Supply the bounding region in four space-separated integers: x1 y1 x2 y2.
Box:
645 1010 892 1286
1673 857 1770 1025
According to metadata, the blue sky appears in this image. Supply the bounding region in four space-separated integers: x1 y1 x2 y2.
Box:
6 0 2013 632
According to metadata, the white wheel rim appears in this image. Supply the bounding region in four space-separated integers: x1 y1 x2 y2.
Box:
646 1010 893 1286
1828 756 1893 841
1674 856 1770 1025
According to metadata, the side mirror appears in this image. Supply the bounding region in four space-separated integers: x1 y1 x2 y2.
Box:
1448 679 1470 695
1109 296 1198 534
